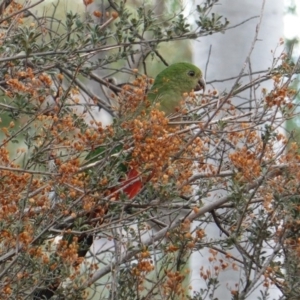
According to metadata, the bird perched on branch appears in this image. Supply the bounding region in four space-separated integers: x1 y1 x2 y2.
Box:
88 62 206 200
86 62 206 199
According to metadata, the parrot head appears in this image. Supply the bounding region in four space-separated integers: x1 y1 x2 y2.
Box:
148 62 205 115
152 62 205 93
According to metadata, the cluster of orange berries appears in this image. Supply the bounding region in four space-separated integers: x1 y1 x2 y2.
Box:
5 68 52 103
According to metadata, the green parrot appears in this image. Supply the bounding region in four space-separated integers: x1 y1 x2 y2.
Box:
85 61 205 197
147 62 205 115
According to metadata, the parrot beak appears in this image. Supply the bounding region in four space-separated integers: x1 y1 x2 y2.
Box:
195 77 206 92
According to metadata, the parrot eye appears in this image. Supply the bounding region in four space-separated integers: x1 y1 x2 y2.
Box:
188 70 195 77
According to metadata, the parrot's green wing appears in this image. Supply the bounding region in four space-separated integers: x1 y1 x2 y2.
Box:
85 144 123 163
84 143 128 175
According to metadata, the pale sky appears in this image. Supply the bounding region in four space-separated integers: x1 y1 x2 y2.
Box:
284 0 300 39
